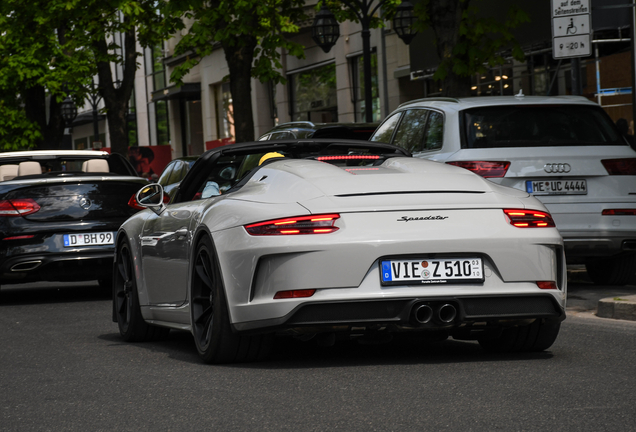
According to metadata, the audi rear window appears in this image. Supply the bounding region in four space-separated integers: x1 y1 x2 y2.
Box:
462 105 623 148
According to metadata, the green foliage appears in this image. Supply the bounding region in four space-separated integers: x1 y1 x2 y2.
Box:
0 0 183 151
169 0 306 86
0 97 39 151
413 0 529 82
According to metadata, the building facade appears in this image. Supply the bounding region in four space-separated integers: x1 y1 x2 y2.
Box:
69 0 635 164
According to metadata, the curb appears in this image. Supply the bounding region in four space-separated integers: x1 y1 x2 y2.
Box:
597 295 636 321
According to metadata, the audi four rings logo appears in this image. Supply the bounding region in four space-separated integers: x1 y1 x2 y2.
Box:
544 163 571 173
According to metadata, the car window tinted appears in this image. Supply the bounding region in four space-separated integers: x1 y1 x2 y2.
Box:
270 131 296 140
158 162 174 186
393 109 429 152
424 111 444 150
463 105 623 148
167 160 185 185
369 112 402 143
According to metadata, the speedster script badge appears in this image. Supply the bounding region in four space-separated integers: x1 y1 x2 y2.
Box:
397 215 449 222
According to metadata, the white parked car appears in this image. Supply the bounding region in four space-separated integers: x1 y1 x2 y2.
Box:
370 94 636 285
114 139 565 363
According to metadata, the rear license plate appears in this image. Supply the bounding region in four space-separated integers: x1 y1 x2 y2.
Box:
380 258 483 285
63 232 114 247
526 179 587 195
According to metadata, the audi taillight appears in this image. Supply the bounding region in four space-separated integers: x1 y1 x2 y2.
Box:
245 214 340 235
602 209 636 216
0 199 40 217
446 161 510 178
503 209 555 228
601 158 636 175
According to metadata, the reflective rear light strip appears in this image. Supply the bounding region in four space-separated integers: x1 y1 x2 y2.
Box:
3 235 36 241
602 209 636 216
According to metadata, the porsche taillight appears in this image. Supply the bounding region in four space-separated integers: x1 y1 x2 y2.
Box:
446 161 510 178
503 209 556 228
537 281 557 289
601 158 636 175
0 199 40 217
245 214 340 235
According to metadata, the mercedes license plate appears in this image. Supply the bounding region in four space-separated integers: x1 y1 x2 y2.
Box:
380 258 483 285
63 232 114 247
526 179 587 195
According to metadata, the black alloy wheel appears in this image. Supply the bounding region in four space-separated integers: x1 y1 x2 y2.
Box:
113 240 169 342
191 236 272 363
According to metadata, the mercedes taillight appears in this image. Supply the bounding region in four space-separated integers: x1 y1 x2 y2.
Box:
446 161 510 178
245 214 340 235
503 209 556 228
0 199 41 217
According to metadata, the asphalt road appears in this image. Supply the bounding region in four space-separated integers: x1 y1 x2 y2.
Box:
1 277 635 432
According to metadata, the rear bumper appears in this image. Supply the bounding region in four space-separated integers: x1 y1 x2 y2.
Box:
233 294 566 333
0 251 113 283
561 231 636 260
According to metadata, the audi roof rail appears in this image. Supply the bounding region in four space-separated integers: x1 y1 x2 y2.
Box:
398 97 461 108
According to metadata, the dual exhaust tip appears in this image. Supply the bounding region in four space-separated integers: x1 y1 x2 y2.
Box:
411 302 457 325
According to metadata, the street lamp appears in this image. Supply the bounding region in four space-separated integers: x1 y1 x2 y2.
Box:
311 0 416 123
60 95 78 150
60 96 78 125
392 1 416 45
311 4 341 53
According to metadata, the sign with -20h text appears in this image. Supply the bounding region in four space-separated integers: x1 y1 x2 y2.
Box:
552 0 592 59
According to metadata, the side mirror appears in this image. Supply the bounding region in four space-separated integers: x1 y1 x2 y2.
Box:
135 183 166 215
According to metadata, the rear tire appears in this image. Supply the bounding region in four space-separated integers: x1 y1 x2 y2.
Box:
478 319 561 353
113 240 170 342
191 236 272 364
585 254 636 286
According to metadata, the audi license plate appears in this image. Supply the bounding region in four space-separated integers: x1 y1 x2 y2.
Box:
380 258 483 285
526 179 587 195
63 232 114 247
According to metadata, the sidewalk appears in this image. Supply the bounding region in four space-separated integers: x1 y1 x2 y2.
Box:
566 266 636 321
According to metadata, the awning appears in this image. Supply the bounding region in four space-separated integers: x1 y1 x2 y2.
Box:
151 83 201 102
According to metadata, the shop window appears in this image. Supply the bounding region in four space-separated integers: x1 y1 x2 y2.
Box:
290 62 338 122
215 82 234 140
145 44 170 146
351 52 380 122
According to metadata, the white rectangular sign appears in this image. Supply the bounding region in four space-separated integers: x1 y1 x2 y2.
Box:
551 0 591 58
552 0 590 18
553 34 591 58
552 15 591 38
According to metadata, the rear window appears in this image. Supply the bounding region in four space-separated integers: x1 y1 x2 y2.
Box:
462 105 623 148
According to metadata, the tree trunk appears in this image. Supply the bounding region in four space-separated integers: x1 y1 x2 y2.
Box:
94 25 137 156
224 36 258 143
24 85 65 149
428 0 472 97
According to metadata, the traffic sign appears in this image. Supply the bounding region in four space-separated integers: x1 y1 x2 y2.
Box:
551 0 592 58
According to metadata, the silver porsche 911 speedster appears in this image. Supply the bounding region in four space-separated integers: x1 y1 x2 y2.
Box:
113 139 566 363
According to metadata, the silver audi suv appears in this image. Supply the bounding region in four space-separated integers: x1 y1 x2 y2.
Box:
370 94 636 285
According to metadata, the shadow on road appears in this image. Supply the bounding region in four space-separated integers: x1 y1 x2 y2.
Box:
0 281 110 305
97 327 555 370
